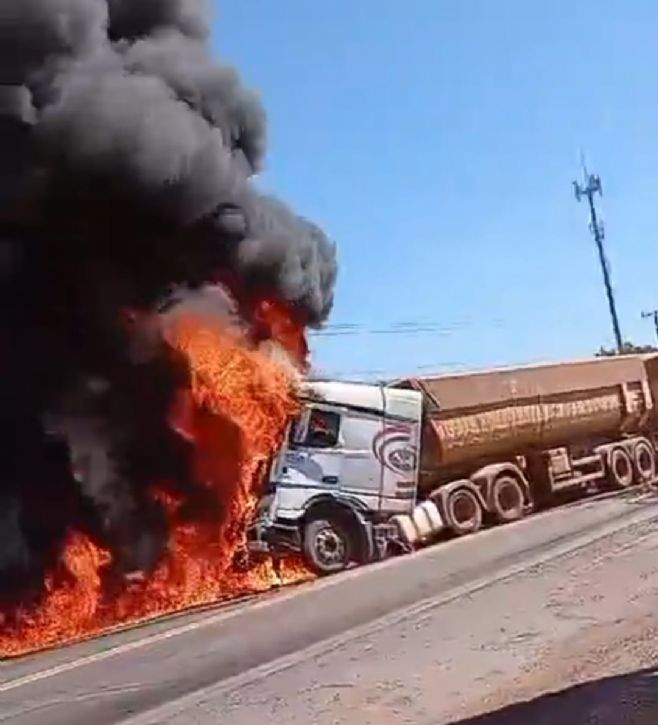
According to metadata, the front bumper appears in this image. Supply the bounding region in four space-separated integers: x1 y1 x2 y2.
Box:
247 518 302 557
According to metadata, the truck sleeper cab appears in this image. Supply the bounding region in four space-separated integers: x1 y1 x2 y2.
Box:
247 381 426 575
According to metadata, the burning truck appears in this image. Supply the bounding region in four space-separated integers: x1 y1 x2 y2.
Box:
2 0 653 662
248 354 658 574
0 0 335 657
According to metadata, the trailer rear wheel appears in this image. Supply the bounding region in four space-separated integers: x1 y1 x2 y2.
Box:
607 447 634 490
444 488 483 536
633 440 656 483
491 475 525 524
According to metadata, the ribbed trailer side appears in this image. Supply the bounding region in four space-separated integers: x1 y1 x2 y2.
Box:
391 355 656 480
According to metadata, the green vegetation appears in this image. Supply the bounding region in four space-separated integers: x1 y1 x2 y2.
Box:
596 342 658 357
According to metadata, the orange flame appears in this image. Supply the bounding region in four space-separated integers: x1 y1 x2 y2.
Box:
251 298 309 370
0 305 313 658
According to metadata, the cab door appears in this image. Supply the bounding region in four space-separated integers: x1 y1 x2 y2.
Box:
338 410 385 509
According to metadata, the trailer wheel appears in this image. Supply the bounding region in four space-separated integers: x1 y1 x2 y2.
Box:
491 475 525 524
607 447 634 490
633 440 656 484
444 487 483 536
303 518 353 576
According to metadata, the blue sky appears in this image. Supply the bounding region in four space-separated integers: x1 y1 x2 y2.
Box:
213 1 658 380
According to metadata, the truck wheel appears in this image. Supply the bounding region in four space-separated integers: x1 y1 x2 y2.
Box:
607 447 634 490
444 488 483 536
491 475 525 524
303 518 353 576
633 440 656 483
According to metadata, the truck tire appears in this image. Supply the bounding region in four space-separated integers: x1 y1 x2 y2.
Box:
633 440 656 483
491 475 525 524
607 447 634 490
303 518 353 576
444 487 483 536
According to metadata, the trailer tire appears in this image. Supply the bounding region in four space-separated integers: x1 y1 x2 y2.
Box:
303 518 354 576
607 447 634 490
444 487 483 536
491 475 525 524
633 440 656 484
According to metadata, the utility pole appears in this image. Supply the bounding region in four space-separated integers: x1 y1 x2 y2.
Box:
641 309 658 344
573 168 624 353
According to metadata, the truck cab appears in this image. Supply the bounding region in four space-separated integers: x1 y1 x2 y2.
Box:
247 380 423 574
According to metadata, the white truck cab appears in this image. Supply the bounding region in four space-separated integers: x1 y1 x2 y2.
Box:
247 380 433 574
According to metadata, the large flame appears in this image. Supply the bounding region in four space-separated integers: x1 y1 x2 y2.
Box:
0 302 312 658
252 298 310 370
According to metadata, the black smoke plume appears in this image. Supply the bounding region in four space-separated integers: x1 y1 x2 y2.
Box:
0 0 336 606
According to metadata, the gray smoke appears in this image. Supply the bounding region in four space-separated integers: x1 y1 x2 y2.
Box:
0 0 335 319
0 0 336 603
108 0 211 41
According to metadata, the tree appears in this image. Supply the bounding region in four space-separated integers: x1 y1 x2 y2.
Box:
595 341 658 357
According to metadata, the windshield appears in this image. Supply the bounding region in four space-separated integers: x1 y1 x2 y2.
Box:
287 407 340 449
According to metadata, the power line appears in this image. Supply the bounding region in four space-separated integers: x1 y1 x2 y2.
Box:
312 309 593 338
309 319 506 338
573 165 624 353
315 318 501 331
314 361 471 381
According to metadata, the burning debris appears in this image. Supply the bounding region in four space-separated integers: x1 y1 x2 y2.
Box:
0 0 335 655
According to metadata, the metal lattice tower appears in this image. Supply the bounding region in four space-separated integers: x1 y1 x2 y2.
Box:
573 168 623 353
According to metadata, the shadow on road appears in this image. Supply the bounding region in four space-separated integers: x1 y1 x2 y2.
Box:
450 667 658 724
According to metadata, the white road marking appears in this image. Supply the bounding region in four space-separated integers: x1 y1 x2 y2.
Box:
0 590 301 694
1 492 655 696
0 615 225 694
127 506 658 724
0 546 411 694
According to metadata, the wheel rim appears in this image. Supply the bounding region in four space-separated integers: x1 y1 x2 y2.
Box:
497 481 522 513
635 444 655 481
314 527 346 567
452 492 478 525
612 450 633 486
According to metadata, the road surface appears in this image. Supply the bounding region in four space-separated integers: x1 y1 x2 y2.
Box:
2 489 658 724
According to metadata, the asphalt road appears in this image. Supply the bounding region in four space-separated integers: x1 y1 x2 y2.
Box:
2 488 658 724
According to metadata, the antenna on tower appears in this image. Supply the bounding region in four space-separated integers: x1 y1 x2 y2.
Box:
573 161 622 352
642 310 658 344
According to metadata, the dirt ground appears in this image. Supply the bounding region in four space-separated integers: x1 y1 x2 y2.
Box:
169 516 658 724
5 492 658 725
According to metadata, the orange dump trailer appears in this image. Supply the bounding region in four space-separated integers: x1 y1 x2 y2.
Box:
390 355 658 532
